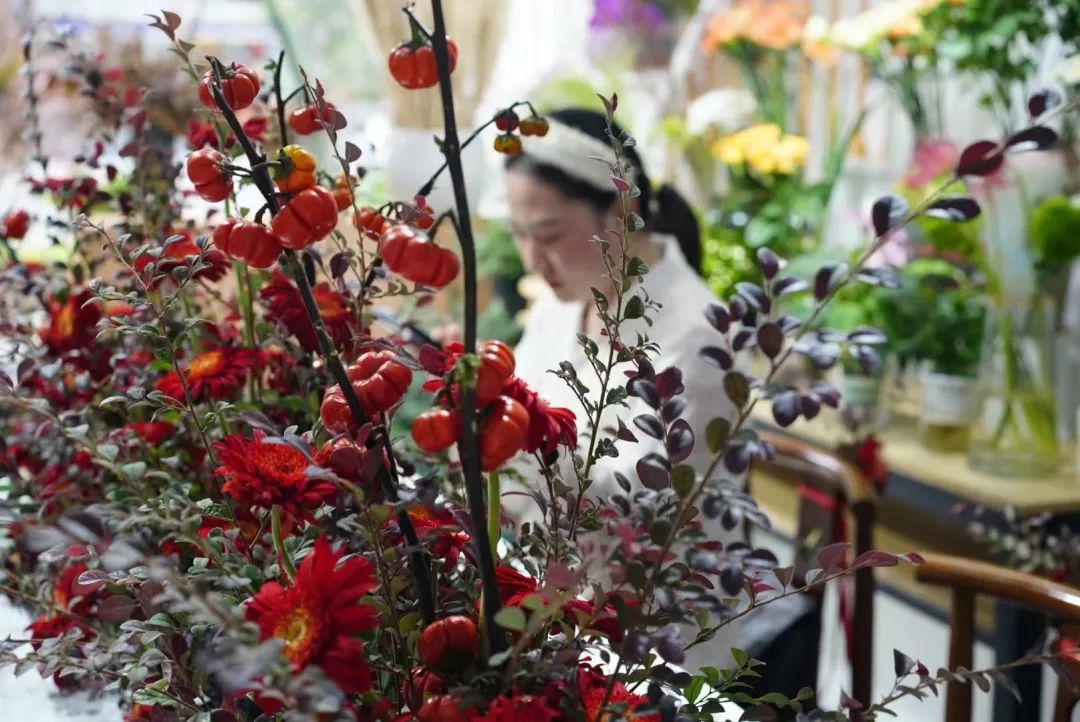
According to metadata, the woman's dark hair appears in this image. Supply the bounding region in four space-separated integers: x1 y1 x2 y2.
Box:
504 107 702 273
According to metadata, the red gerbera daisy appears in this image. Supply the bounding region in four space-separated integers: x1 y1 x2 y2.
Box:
260 272 355 352
578 666 659 722
40 289 102 355
245 535 378 695
214 432 337 524
156 346 260 403
499 377 577 455
470 694 561 722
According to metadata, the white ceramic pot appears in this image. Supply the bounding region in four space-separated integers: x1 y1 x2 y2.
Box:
920 372 978 426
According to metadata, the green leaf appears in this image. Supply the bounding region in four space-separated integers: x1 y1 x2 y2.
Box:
628 256 649 278
398 612 421 634
731 647 749 667
723 372 750 407
494 606 527 632
98 444 119 462
704 414 730 453
683 676 706 704
119 462 146 482
624 294 645 320
672 465 695 498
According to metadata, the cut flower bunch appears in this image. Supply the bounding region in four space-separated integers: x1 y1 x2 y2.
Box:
0 5 1077 722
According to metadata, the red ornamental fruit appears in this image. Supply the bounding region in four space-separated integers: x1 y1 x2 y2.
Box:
417 615 479 670
354 206 389 238
197 62 260 112
412 197 436 230
494 109 519 132
519 115 550 137
3 209 30 239
186 148 232 202
493 133 522 156
417 695 471 722
388 38 458 90
479 396 529 471
332 175 354 211
475 340 515 406
402 668 446 712
288 101 337 135
271 185 339 249
412 409 460 453
212 219 282 269
380 224 459 288
321 350 413 431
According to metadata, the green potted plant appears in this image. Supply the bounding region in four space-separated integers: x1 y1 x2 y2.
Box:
876 258 985 452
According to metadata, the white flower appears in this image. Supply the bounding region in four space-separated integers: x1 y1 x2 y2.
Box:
685 88 758 135
803 15 831 43
1057 55 1080 86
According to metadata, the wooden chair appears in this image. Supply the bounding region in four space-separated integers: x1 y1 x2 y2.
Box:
747 430 878 709
915 553 1080 722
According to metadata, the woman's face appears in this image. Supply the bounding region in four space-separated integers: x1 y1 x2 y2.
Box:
506 169 615 303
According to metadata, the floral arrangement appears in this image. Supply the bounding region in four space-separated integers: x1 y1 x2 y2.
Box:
0 5 1076 722
694 1 866 300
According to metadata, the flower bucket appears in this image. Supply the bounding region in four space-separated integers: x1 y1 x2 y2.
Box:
919 371 977 452
968 295 1060 477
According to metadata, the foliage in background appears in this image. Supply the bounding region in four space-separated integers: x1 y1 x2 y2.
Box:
875 258 985 376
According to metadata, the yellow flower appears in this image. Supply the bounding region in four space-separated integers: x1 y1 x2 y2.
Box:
773 135 810 174
712 124 808 176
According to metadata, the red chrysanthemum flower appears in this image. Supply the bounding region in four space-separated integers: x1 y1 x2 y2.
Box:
187 119 219 149
156 346 261 403
578 666 659 722
160 512 267 559
499 377 577 455
245 535 378 695
187 117 269 150
27 562 104 647
214 432 337 524
38 450 100 518
133 230 229 289
470 694 561 722
496 564 541 607
260 272 355 352
40 289 102 355
390 506 471 570
122 421 177 446
494 566 622 642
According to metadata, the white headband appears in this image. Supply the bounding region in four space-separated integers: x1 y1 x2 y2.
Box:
519 121 635 193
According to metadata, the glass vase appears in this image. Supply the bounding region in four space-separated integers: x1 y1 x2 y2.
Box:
968 296 1060 477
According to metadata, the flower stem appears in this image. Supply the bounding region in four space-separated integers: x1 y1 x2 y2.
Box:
423 0 506 655
487 473 500 562
271 505 296 582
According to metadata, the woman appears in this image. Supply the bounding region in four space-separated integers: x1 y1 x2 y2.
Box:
503 108 740 671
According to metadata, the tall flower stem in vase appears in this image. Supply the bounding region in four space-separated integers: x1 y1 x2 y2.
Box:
968 189 1060 477
969 291 1060 477
422 0 507 655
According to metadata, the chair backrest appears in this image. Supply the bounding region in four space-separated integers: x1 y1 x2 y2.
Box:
752 430 878 708
914 553 1080 722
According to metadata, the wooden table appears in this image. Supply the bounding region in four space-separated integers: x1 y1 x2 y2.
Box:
750 407 1080 722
